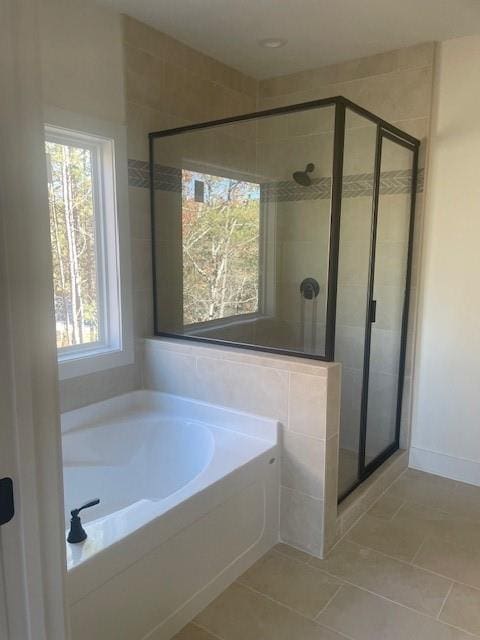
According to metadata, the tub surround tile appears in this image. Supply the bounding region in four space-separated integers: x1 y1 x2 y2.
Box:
59 362 141 413
288 372 328 437
281 431 325 498
144 338 340 557
280 487 324 557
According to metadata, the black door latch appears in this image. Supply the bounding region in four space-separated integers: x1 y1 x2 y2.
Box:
0 477 14 526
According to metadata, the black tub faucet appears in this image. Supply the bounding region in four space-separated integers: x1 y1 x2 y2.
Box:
67 499 100 543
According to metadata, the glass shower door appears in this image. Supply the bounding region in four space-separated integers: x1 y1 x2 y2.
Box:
361 132 416 471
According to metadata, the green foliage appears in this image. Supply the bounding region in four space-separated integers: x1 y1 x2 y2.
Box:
46 141 99 348
182 170 260 325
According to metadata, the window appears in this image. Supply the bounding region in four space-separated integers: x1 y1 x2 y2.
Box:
45 125 132 378
181 169 262 326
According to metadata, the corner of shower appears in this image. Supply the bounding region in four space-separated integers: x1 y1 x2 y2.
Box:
148 96 420 505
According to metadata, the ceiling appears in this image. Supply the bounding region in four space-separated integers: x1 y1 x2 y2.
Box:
99 0 480 79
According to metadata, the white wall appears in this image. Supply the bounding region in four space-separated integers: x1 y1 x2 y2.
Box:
410 35 480 485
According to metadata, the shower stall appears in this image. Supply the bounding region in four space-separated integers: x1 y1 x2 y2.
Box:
149 96 419 501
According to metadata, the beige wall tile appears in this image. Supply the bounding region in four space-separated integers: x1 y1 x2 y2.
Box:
289 372 328 438
282 431 325 498
323 434 339 552
280 487 324 556
59 362 141 413
144 347 199 398
131 238 152 292
196 356 289 422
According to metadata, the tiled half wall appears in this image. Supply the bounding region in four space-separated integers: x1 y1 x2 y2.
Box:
143 337 341 557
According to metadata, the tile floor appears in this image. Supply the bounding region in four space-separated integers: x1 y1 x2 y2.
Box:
174 469 480 640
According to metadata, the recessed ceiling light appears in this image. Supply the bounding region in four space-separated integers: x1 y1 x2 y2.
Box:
258 38 288 49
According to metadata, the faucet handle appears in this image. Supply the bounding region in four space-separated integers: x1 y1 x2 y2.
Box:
70 498 100 518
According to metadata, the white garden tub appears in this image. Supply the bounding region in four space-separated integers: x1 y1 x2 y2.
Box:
62 390 279 640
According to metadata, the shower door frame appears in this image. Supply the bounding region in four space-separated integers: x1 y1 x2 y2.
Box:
338 120 420 502
149 96 419 364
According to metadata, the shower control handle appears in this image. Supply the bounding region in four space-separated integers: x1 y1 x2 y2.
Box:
71 498 100 518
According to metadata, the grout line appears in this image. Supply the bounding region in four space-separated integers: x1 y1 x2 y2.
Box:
388 498 407 521
237 581 355 640
436 581 455 621
332 466 410 551
410 535 428 566
244 544 480 638
192 621 227 640
315 620 358 640
236 580 319 619
314 583 343 618
272 545 311 564
286 371 291 428
259 64 433 101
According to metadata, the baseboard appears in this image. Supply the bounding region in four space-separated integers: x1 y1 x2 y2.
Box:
409 446 480 487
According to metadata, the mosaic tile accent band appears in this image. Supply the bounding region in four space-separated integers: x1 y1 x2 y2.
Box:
128 159 424 199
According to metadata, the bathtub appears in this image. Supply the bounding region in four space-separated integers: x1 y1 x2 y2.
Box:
61 390 279 640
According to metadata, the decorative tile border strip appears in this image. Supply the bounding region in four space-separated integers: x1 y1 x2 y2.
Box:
128 159 424 199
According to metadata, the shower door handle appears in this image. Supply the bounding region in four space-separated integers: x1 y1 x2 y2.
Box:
369 299 377 323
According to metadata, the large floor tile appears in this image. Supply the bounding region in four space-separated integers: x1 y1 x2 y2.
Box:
238 549 341 619
394 502 480 552
346 512 426 561
388 469 458 510
439 482 480 521
317 584 474 640
309 540 452 616
368 493 405 520
388 470 480 521
173 624 221 640
274 542 311 563
440 582 480 637
194 581 347 640
414 536 480 589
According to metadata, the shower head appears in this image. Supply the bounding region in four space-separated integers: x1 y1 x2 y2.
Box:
292 163 315 186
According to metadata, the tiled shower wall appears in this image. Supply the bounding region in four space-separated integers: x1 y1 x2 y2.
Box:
124 15 259 349
258 44 435 464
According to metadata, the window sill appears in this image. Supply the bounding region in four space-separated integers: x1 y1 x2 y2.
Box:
57 343 134 381
185 312 271 334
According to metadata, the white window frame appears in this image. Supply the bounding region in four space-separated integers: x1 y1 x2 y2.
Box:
180 160 277 332
45 111 133 380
